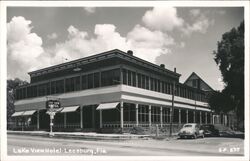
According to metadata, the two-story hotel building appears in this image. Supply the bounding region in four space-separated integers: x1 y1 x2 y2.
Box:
12 49 227 132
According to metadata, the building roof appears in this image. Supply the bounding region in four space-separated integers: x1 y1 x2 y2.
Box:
28 49 181 79
184 72 214 91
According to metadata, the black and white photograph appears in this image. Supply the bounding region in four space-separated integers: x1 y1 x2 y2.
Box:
0 1 249 161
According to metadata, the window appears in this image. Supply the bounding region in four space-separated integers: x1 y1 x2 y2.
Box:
123 104 136 122
150 78 154 91
38 83 46 96
145 76 149 90
81 75 87 90
151 106 160 123
138 105 149 123
137 73 141 88
46 82 51 95
192 79 197 87
157 80 160 92
94 72 100 88
101 69 120 86
122 69 127 85
132 72 136 87
141 74 145 89
128 70 132 86
56 80 64 93
87 74 94 89
162 108 170 123
51 81 56 94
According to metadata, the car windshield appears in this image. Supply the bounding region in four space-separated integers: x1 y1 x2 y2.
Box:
183 125 192 128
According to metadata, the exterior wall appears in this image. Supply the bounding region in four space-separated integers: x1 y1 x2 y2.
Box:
14 85 122 111
15 85 210 112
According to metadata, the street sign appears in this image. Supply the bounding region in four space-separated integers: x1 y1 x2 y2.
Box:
46 100 61 110
46 99 60 137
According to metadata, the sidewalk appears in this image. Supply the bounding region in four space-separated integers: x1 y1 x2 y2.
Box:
7 130 151 140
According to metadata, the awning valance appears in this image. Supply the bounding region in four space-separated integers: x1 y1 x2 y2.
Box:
96 102 119 110
12 111 25 117
22 110 36 116
60 106 79 113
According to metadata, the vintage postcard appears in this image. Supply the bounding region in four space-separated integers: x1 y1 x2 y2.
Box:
0 1 249 161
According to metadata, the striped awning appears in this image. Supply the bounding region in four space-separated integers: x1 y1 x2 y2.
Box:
12 111 25 117
96 102 119 110
22 110 36 116
60 106 79 113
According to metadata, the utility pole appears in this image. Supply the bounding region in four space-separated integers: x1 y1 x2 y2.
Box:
169 81 175 137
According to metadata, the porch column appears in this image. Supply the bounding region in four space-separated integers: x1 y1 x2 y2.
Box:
135 104 139 127
193 111 196 123
92 106 95 128
210 113 213 124
200 111 202 124
148 105 151 127
37 110 40 130
178 109 181 124
186 110 188 123
64 113 67 128
120 101 124 128
205 112 207 124
160 106 163 127
99 110 102 128
225 115 228 126
80 106 83 129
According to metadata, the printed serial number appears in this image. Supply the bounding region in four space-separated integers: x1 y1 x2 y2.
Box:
219 147 240 153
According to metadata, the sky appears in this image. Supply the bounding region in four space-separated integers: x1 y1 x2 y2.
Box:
6 7 244 90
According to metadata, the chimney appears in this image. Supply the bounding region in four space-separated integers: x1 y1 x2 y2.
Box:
160 64 165 68
127 50 133 56
174 67 176 73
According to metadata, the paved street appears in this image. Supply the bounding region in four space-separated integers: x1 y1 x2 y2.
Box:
8 134 244 156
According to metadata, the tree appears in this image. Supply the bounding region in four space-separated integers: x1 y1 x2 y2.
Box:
210 21 244 127
7 78 28 123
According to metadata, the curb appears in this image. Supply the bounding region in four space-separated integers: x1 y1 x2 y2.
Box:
7 131 150 141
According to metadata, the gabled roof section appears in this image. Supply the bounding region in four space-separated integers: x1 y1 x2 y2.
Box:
184 72 214 91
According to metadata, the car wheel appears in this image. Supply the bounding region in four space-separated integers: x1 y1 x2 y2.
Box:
193 134 197 139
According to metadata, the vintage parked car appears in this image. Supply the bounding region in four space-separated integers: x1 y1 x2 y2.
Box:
200 124 220 137
178 123 204 139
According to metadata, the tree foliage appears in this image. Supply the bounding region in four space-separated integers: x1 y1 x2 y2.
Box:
7 78 28 122
210 21 244 122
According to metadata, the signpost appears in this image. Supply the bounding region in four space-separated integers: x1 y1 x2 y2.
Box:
46 99 61 137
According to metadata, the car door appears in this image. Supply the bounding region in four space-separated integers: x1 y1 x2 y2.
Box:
195 124 199 135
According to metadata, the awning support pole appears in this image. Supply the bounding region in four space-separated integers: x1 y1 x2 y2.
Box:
205 112 208 124
80 106 83 129
200 111 202 124
37 110 40 130
179 109 181 124
64 113 67 128
120 101 124 129
99 110 102 128
135 104 139 127
160 106 163 127
148 105 151 127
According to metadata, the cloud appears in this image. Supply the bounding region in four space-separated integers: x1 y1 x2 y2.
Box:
52 24 174 64
181 10 214 36
127 25 174 62
47 32 58 40
7 16 50 81
142 7 184 31
84 7 96 14
189 9 201 18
